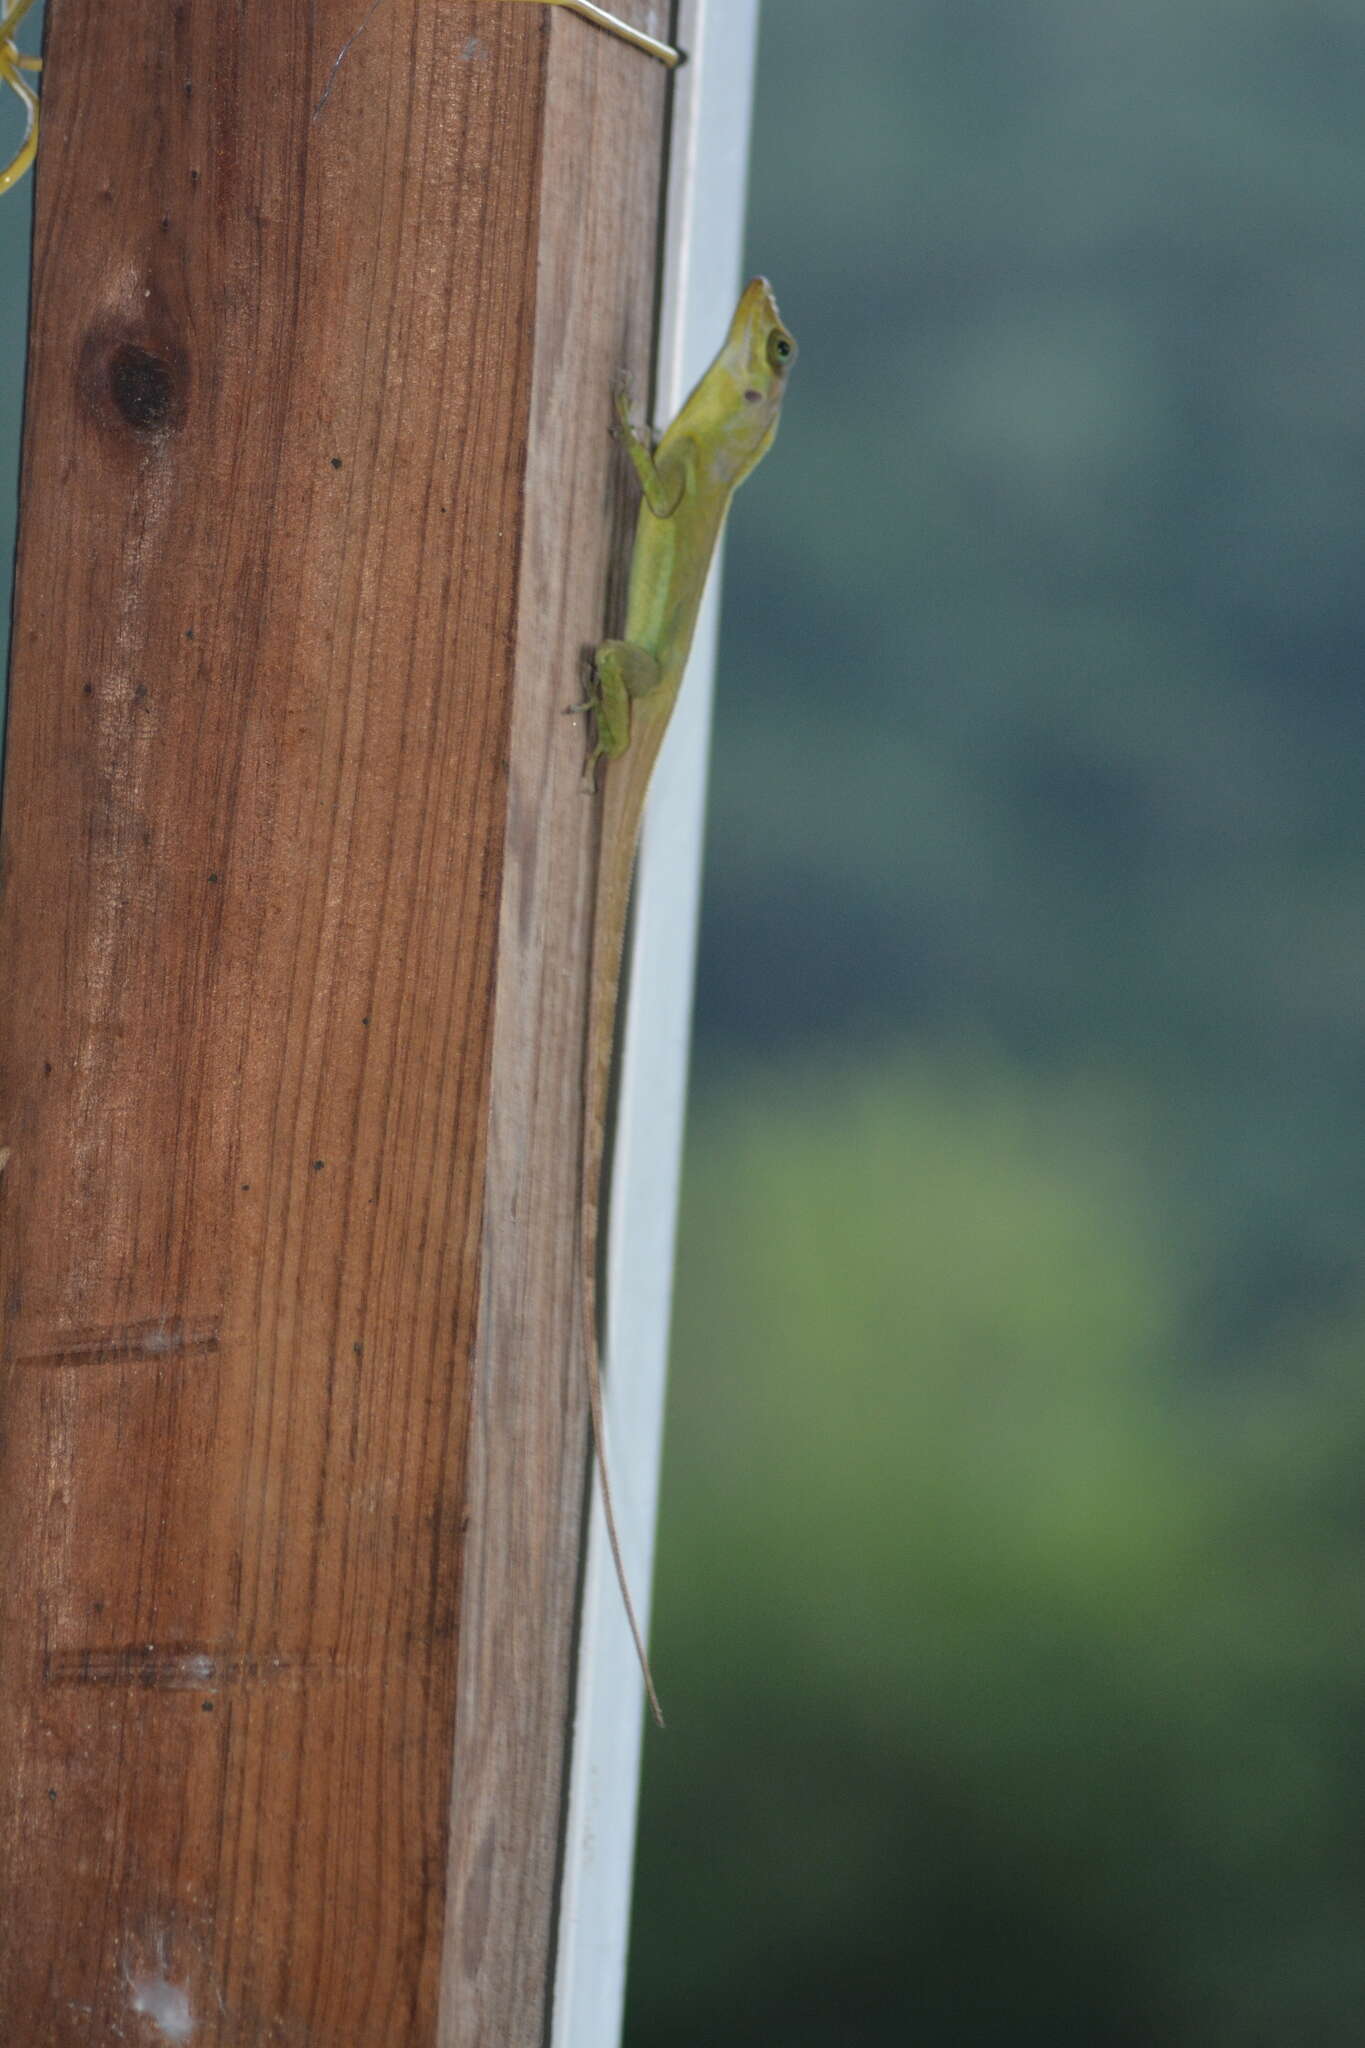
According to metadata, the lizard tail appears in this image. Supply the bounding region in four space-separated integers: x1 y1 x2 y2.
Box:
579 785 666 1729
579 1230 665 1728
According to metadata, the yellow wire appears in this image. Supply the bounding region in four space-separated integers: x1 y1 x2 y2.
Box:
497 0 680 68
0 0 39 39
0 0 41 198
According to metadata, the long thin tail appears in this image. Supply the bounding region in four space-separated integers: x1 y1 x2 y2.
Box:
579 1232 665 1727
579 774 666 1728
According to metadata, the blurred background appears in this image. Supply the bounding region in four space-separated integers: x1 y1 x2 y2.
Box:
627 1 1365 2043
3 1 1364 2041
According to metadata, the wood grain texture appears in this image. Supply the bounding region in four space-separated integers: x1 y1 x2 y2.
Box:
438 6 673 2043
0 0 670 2039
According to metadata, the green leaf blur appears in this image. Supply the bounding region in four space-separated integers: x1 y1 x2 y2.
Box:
631 1057 1365 2043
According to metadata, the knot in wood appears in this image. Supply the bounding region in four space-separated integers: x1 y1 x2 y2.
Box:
107 342 177 433
79 316 189 442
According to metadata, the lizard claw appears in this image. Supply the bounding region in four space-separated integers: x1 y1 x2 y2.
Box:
610 373 636 442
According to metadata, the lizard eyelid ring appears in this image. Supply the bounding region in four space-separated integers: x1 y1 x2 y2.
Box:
496 1 681 69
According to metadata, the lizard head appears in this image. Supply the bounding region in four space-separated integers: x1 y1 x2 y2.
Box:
686 277 796 485
726 276 797 385
725 276 796 435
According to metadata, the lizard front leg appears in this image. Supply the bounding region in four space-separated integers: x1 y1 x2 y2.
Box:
613 380 688 518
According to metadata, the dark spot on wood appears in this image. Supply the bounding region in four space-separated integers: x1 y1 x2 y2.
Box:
312 1159 325 1172
82 682 92 696
108 344 176 433
207 871 218 884
81 317 190 441
331 455 343 469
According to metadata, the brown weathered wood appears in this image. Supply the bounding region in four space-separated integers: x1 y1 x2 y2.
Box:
0 0 671 2040
438 7 671 2039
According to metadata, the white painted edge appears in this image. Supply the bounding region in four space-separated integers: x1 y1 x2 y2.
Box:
549 2 762 2044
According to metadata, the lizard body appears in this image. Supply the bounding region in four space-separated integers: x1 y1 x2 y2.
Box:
578 278 795 1724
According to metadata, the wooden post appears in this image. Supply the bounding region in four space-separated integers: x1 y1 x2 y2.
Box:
0 1 671 2040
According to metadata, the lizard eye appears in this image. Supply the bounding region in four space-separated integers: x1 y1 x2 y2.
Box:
768 331 794 369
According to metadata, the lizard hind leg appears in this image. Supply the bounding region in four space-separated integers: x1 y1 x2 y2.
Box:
583 639 660 785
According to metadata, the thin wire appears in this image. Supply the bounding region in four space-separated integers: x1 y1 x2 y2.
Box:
498 0 680 69
0 0 41 197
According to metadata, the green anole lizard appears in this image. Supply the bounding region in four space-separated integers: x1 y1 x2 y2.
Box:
578 278 796 1725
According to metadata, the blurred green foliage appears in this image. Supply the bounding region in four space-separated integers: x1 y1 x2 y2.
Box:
631 1058 1365 2043
628 0 1365 2039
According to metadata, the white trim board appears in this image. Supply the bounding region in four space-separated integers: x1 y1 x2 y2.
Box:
550 2 763 2044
